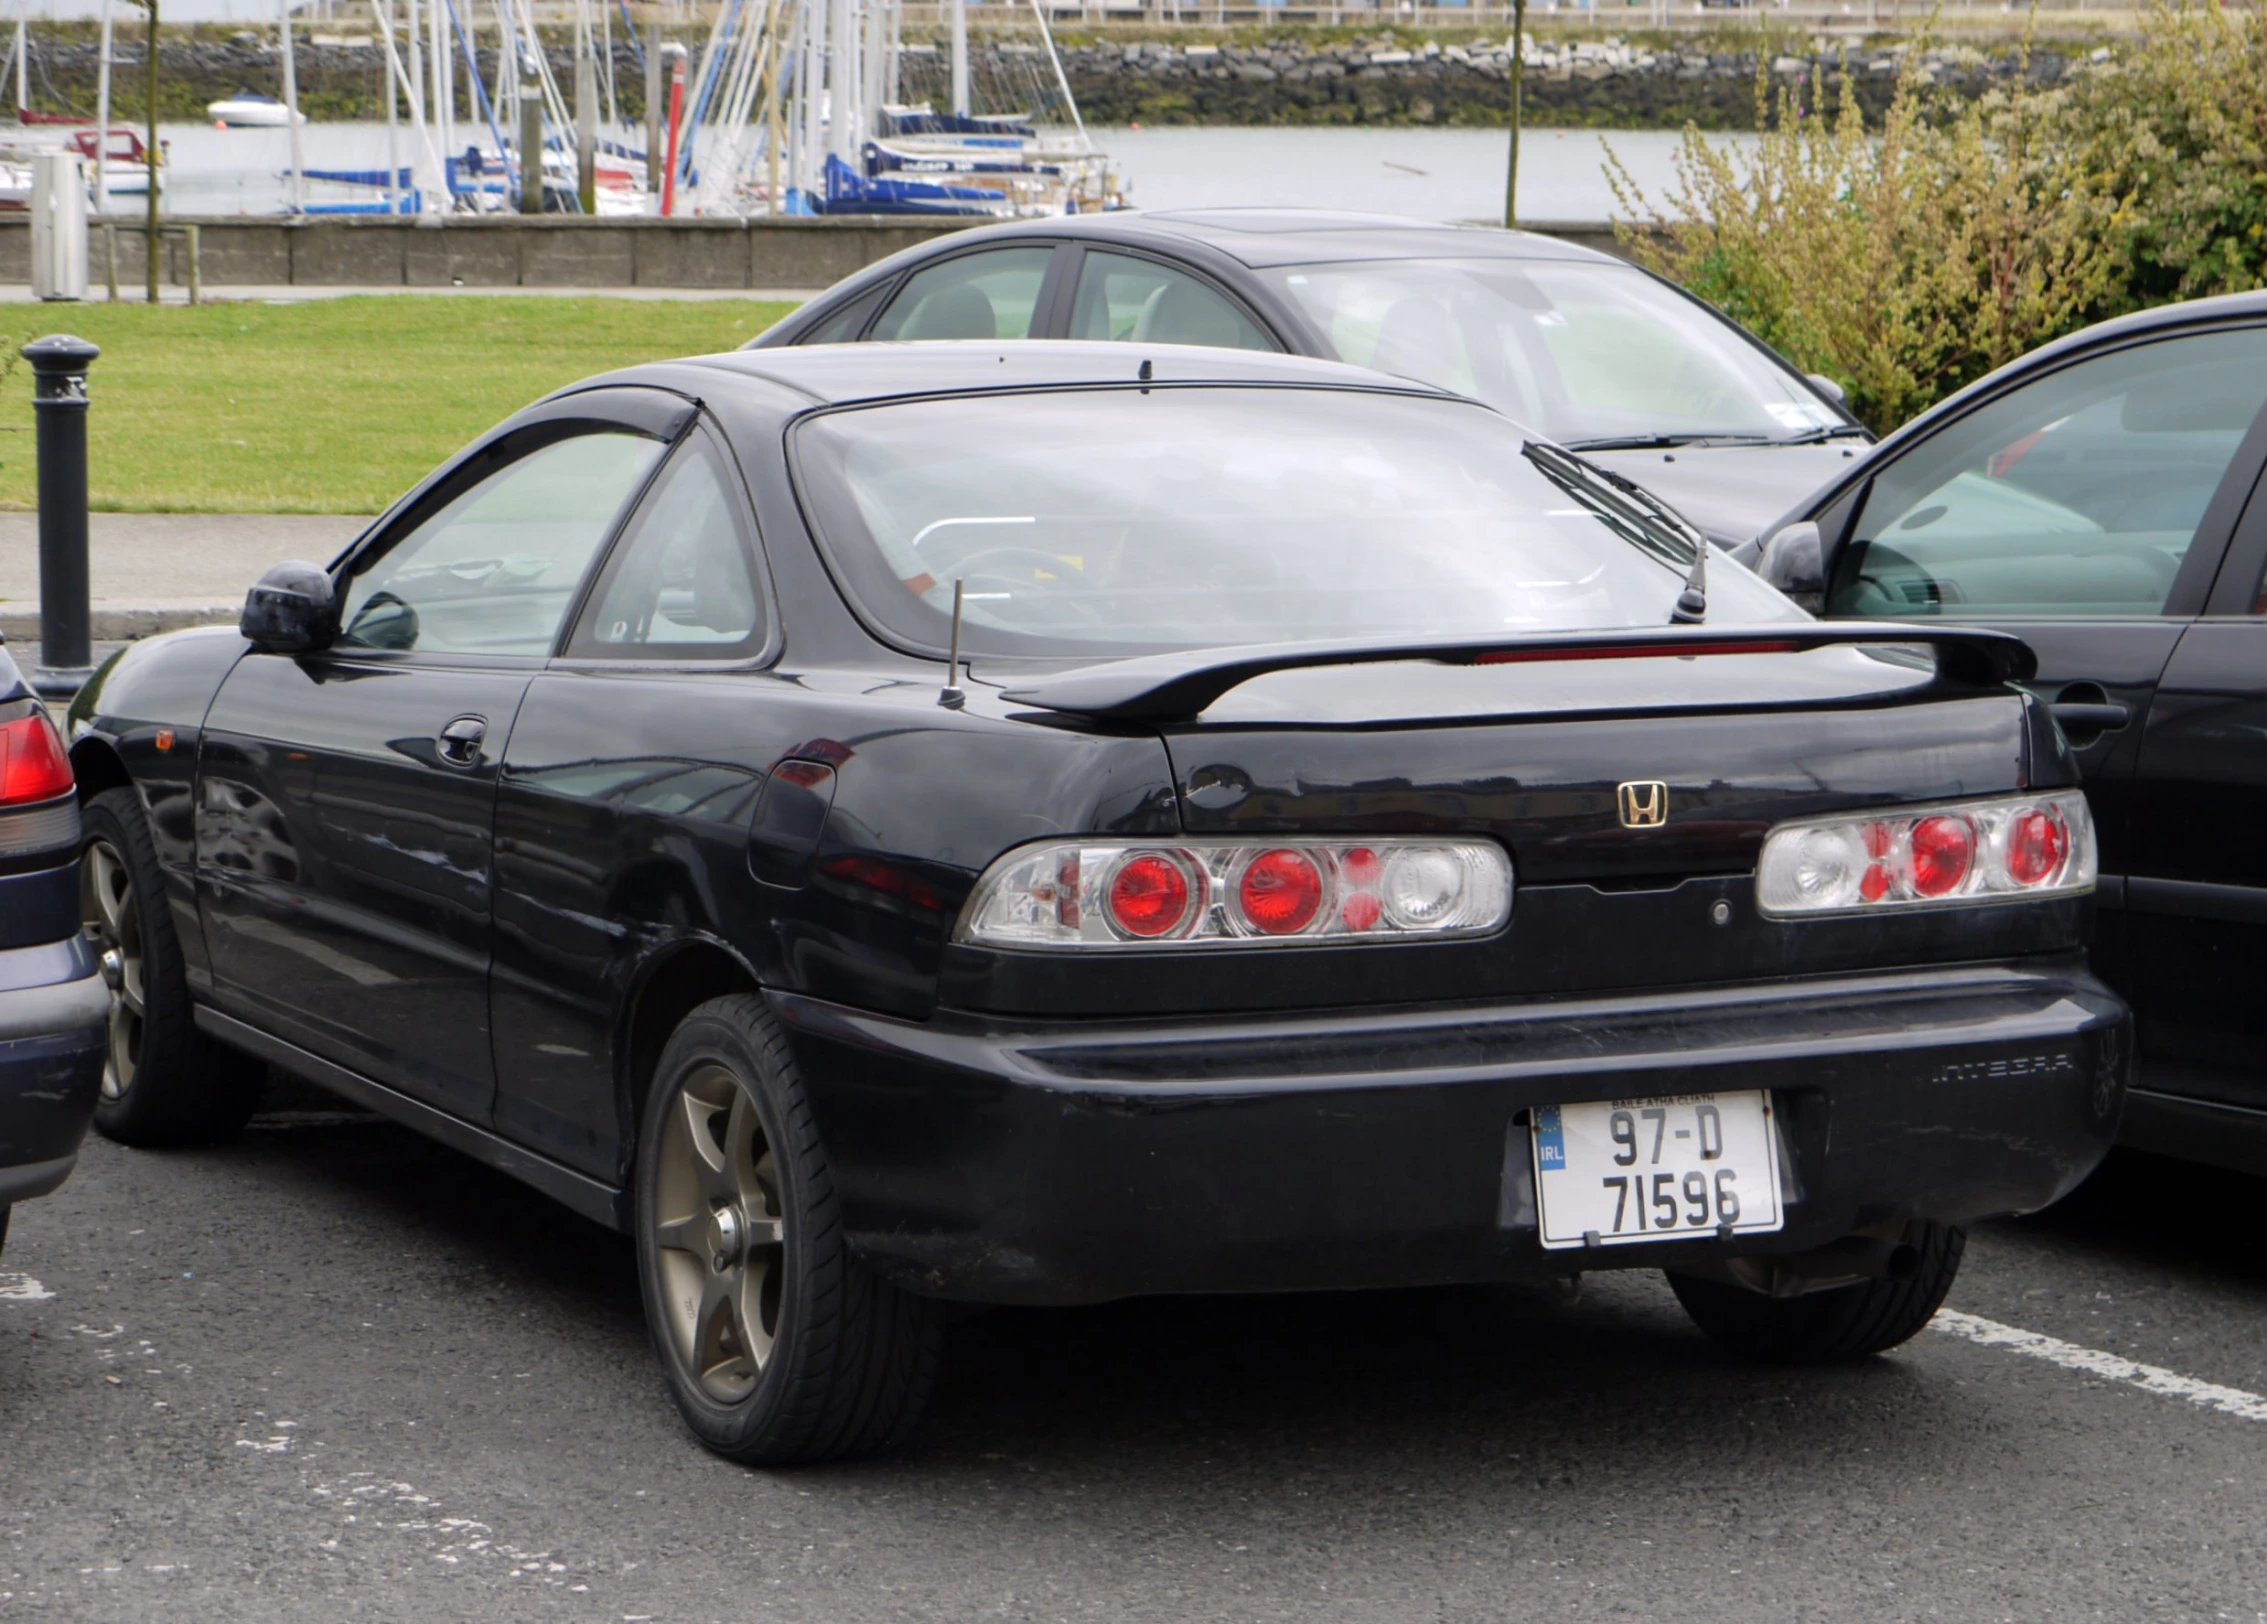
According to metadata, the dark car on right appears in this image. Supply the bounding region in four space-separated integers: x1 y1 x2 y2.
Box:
1747 290 2267 1175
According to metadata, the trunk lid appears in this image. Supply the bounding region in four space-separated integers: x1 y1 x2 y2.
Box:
1160 645 2031 887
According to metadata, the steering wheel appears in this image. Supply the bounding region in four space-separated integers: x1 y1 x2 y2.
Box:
941 548 1105 628
342 589 420 650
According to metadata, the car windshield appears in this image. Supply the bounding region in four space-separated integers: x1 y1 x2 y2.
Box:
1259 258 1852 447
790 384 1799 659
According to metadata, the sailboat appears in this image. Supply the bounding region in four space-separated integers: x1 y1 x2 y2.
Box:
208 91 307 128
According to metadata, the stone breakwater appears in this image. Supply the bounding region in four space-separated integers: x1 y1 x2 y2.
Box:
17 30 2077 130
947 37 2081 130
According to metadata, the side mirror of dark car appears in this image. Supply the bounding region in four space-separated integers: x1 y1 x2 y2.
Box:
1759 521 1826 614
240 561 337 654
1806 373 1849 409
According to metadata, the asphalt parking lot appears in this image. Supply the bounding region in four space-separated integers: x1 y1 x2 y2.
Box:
3 1076 2264 1623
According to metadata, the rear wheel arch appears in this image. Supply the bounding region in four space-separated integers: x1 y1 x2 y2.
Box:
70 735 131 803
618 937 764 1176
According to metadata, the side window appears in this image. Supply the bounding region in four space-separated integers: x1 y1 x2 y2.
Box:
1830 329 2267 619
799 284 888 345
335 429 665 657
868 247 1055 342
1067 250 1274 351
566 428 764 660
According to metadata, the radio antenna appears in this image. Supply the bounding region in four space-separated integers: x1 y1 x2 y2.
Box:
939 579 967 709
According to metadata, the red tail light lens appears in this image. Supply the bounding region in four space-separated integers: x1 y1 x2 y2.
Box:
1237 848 1323 935
1908 814 1975 898
2006 809 2068 886
1758 791 2093 917
0 711 73 806
1107 853 1194 939
960 837 1512 949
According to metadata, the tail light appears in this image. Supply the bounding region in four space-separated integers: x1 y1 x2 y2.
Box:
0 707 79 858
956 837 1513 949
1756 791 2094 918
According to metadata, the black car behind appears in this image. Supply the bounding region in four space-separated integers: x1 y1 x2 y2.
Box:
67 343 2126 1463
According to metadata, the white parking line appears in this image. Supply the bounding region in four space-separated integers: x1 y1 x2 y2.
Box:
0 1272 55 1302
1933 1308 2267 1423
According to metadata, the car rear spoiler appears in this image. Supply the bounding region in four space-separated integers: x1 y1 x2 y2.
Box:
997 623 2037 724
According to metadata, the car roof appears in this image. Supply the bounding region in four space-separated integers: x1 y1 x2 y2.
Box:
646 338 1468 409
898 207 1625 270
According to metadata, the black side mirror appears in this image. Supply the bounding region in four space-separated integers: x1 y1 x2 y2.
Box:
1759 521 1826 615
1806 373 1849 409
240 561 337 654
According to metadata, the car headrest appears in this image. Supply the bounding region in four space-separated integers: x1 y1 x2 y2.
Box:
1132 280 1247 348
898 283 998 342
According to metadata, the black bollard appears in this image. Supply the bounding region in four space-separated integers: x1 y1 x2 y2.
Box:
22 334 99 694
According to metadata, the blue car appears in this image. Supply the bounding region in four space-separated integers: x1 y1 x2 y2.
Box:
0 637 108 1253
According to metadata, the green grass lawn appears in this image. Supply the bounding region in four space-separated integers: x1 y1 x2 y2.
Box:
0 296 799 514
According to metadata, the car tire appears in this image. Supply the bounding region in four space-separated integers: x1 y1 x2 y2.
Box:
81 787 265 1147
634 993 941 1465
1666 1222 1966 1362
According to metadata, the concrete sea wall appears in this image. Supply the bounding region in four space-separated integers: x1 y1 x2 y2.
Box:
0 214 974 292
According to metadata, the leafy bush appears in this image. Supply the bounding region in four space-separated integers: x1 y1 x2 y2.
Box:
1609 3 2267 435
2062 2 2267 306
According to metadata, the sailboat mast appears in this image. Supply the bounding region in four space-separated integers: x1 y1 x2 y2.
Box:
281 0 305 214
384 0 401 210
429 0 449 176
403 0 425 168
948 0 965 118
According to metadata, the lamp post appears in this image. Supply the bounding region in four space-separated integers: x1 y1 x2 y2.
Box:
1504 0 1526 230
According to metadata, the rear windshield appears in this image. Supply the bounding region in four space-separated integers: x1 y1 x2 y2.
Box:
1261 258 1848 448
790 384 1798 660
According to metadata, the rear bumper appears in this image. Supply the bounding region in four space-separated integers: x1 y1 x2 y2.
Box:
0 937 111 1205
773 955 2129 1305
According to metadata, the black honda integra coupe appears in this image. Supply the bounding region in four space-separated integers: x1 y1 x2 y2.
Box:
66 343 2126 1464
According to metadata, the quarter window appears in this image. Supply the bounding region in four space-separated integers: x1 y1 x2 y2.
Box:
335 430 665 657
1830 330 2267 619
1067 251 1274 351
567 429 765 660
869 247 1055 342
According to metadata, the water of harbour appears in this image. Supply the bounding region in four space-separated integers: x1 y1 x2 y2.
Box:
121 120 1747 222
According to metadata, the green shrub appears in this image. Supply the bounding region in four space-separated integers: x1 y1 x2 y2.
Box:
1608 51 2122 434
1609 3 2267 434
2062 2 2267 306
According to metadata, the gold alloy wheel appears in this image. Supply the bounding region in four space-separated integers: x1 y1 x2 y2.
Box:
651 1063 786 1403
80 838 143 1103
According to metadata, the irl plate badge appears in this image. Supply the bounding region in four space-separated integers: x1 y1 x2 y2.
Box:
1533 1106 1567 1172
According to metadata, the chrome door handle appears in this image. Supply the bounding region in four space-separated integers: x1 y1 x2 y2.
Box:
437 715 488 766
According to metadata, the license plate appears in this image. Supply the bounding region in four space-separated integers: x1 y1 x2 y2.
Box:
1530 1091 1785 1250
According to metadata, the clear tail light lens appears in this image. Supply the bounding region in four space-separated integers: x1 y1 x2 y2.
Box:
1757 791 2094 918
958 837 1513 949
